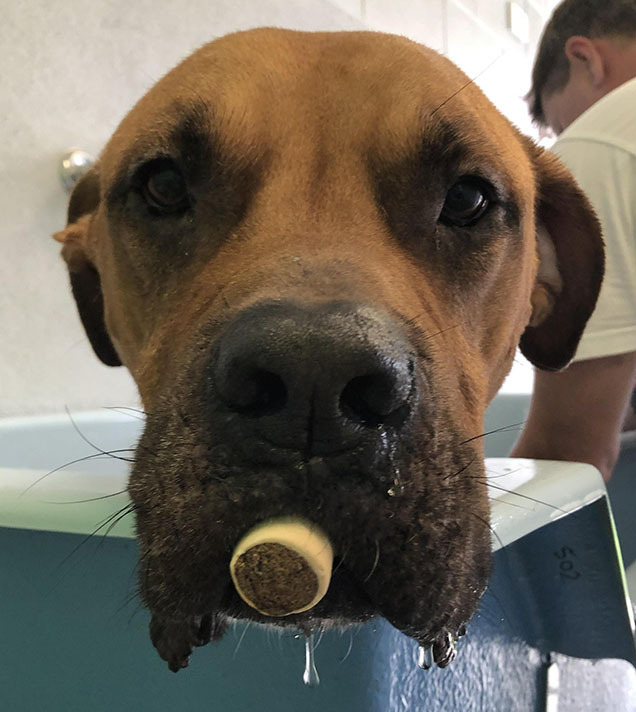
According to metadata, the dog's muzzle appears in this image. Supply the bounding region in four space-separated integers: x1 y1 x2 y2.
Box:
132 298 487 674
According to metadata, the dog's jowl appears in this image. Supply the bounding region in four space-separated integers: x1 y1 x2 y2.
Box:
54 28 604 673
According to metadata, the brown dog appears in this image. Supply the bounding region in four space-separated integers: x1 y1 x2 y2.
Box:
55 28 604 672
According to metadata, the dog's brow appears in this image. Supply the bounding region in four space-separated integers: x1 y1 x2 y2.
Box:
171 104 215 179
419 120 470 173
105 105 218 205
418 119 510 181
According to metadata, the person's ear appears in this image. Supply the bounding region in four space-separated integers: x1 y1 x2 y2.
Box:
53 168 122 367
519 138 605 371
564 36 606 87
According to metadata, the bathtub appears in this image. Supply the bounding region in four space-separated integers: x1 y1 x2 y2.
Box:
1 395 635 711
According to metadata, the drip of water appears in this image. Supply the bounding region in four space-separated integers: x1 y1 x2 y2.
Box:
378 430 406 497
417 645 434 670
387 478 406 497
303 633 320 687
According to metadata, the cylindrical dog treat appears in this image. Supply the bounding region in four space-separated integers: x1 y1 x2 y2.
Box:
230 517 333 617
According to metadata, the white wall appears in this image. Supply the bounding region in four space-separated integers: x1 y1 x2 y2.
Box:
1 0 557 416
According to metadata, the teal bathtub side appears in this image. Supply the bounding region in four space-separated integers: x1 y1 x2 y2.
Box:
0 527 384 712
2 395 636 711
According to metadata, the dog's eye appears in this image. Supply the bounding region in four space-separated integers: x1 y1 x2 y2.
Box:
439 178 491 227
140 160 189 214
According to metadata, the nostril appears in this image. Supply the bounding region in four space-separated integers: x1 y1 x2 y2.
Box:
224 368 287 416
340 371 411 428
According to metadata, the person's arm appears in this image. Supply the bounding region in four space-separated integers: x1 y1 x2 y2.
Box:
511 352 636 482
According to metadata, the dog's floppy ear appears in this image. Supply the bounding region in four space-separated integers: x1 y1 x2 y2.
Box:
519 139 604 371
54 168 122 367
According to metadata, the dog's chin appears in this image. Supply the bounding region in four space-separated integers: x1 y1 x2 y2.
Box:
146 554 480 673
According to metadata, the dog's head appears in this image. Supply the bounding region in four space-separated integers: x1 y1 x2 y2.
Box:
55 29 603 671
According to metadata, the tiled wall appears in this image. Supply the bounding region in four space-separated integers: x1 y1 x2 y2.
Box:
333 0 562 133
1 0 560 416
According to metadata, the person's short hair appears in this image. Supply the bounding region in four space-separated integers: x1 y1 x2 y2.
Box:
529 0 636 126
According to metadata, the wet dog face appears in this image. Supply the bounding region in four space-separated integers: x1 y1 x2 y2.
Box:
56 29 603 671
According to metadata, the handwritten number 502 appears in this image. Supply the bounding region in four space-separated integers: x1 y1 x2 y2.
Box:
554 546 581 580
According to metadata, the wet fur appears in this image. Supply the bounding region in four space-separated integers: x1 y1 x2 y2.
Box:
130 319 491 668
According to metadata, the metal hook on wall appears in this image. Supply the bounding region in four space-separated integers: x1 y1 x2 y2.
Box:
59 149 95 193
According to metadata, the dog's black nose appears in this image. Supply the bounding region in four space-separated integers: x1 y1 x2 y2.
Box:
210 302 416 454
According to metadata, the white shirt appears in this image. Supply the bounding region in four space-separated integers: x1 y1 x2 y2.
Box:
551 77 636 361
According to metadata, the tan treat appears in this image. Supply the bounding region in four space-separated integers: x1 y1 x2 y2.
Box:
229 517 334 617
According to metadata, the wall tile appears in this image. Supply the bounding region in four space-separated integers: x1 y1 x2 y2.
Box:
326 0 362 20
364 0 445 51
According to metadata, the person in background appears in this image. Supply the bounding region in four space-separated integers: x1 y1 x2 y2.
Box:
511 0 636 481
